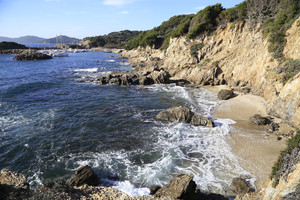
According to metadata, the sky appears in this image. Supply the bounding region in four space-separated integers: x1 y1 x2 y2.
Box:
0 0 244 39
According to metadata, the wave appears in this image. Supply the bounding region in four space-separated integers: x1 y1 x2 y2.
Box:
73 68 98 72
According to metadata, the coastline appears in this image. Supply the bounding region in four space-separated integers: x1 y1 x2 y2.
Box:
207 86 286 189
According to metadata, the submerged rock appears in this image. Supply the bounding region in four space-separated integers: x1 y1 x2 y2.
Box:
154 174 197 200
67 165 99 187
13 50 52 61
156 106 214 127
249 114 271 125
217 89 234 100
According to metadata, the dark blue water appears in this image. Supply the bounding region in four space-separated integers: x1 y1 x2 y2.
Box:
0 51 252 196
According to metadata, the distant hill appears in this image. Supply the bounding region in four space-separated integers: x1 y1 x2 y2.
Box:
82 30 142 49
42 35 81 44
0 36 45 44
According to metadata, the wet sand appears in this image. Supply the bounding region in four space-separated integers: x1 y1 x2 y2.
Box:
207 86 286 189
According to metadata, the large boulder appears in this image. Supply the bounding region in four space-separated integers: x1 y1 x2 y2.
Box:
156 106 215 127
249 114 270 125
0 169 29 189
13 50 52 61
231 177 253 194
148 69 171 84
67 165 99 187
154 174 197 200
156 106 194 123
191 115 214 127
218 89 234 100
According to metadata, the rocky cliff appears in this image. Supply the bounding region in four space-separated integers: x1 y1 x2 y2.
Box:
120 16 300 200
121 17 300 130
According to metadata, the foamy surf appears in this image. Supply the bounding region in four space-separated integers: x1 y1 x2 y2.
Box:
73 68 98 72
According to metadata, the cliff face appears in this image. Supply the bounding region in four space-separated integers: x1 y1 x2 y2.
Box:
121 17 300 129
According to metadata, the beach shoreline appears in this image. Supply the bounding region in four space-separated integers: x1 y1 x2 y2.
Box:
206 86 286 190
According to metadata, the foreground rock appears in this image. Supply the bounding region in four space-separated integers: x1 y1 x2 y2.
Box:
154 174 197 199
156 106 214 127
0 169 29 189
67 165 100 187
13 50 52 61
249 114 271 125
231 178 253 195
218 89 235 100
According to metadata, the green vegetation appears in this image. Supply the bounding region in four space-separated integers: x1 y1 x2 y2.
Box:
187 4 224 39
0 41 27 50
126 14 194 50
262 0 300 59
271 129 300 187
203 58 211 64
282 59 300 84
218 1 247 23
84 30 142 48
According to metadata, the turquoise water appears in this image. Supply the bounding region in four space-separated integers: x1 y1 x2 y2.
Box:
0 51 253 196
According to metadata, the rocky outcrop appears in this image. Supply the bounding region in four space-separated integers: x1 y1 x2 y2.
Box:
249 114 271 125
218 89 235 100
156 106 214 127
231 178 253 195
13 50 52 61
154 174 197 199
67 165 100 187
0 169 29 189
0 49 26 54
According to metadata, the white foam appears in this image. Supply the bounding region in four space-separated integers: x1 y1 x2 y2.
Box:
119 62 130 66
74 68 98 72
113 181 150 197
105 60 115 62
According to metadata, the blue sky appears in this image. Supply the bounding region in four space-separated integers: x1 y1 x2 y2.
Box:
0 0 244 39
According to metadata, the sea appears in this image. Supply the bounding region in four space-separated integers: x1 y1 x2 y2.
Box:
0 51 254 196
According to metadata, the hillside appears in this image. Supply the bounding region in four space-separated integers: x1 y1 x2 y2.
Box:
42 35 81 44
80 30 142 49
0 42 27 50
0 35 45 44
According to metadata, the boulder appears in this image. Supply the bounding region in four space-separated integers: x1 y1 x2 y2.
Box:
154 174 196 200
13 50 52 61
0 169 29 189
156 106 194 123
231 177 253 194
67 165 99 187
217 89 234 100
191 115 214 127
149 70 170 84
139 76 154 85
249 114 270 125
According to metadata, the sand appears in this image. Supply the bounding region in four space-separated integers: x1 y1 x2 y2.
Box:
206 86 286 189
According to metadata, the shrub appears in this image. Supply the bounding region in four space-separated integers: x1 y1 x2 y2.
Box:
190 43 204 57
219 1 247 22
282 59 300 84
271 129 300 187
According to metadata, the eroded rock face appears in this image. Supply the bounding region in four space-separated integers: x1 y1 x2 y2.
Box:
68 165 99 187
218 89 234 100
13 50 52 61
154 174 197 200
156 106 214 127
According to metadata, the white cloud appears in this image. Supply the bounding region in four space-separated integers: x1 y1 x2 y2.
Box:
119 10 129 14
102 0 135 6
195 6 206 10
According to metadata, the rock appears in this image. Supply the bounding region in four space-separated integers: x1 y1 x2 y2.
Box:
269 122 280 132
156 106 194 123
67 165 99 187
150 185 161 195
154 174 196 200
191 115 214 127
249 114 271 125
148 69 170 84
0 169 29 189
231 177 253 194
138 76 154 85
13 50 52 61
217 89 234 100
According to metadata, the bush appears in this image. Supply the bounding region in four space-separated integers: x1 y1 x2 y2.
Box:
271 129 300 187
187 4 224 39
219 1 247 22
190 43 204 57
282 59 300 84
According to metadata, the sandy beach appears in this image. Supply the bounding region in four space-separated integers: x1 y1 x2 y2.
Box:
207 86 286 189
